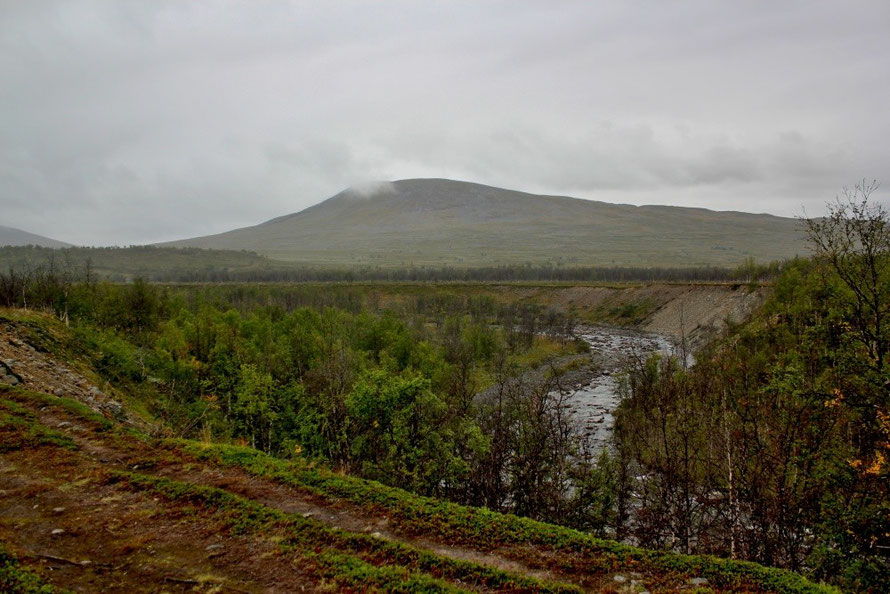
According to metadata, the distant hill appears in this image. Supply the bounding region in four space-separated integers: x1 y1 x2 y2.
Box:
0 225 70 248
0 245 282 282
162 179 807 268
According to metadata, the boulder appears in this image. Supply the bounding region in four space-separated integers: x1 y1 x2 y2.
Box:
0 360 23 385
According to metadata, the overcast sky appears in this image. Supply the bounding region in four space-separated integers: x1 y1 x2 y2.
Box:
1 1 888 245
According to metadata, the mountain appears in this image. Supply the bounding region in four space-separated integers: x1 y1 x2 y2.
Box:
163 178 807 268
0 225 71 248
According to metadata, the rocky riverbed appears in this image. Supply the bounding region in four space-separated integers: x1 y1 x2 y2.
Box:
563 326 683 452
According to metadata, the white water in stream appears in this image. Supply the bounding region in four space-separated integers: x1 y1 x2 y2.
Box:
563 327 683 452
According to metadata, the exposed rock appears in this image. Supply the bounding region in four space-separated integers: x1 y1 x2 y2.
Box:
0 359 23 385
1 319 138 427
101 400 125 420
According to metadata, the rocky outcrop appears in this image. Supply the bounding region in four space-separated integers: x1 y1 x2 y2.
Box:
0 359 22 385
0 320 126 422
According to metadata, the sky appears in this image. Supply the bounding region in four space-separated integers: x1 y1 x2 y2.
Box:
1 1 888 246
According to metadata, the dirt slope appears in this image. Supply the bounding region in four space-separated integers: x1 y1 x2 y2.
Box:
0 320 128 423
0 388 623 592
483 282 766 350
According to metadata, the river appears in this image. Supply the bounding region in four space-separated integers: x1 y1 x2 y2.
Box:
563 326 684 453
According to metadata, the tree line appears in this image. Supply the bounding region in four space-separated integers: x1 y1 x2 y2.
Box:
0 244 782 283
163 262 775 283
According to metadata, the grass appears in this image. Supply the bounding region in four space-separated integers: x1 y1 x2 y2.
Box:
511 335 580 369
0 387 112 431
0 400 78 453
112 471 578 593
470 335 584 392
605 299 657 325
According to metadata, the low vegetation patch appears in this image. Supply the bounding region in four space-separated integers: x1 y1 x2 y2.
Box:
0 387 112 431
0 545 58 594
0 404 77 453
112 470 578 593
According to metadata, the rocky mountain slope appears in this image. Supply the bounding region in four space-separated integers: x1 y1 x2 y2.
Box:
163 178 807 268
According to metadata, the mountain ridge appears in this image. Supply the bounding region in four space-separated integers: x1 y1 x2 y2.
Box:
0 225 71 248
162 178 807 268
265 178 791 225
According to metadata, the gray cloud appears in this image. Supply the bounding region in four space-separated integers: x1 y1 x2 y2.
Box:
1 0 888 245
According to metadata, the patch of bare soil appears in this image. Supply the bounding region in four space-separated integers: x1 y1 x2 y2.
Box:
0 444 316 593
538 283 766 349
638 284 765 348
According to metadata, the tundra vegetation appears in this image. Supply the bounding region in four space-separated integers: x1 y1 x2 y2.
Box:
0 184 886 591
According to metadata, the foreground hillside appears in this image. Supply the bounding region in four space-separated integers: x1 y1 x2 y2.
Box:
0 390 831 593
0 308 833 593
162 178 806 268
